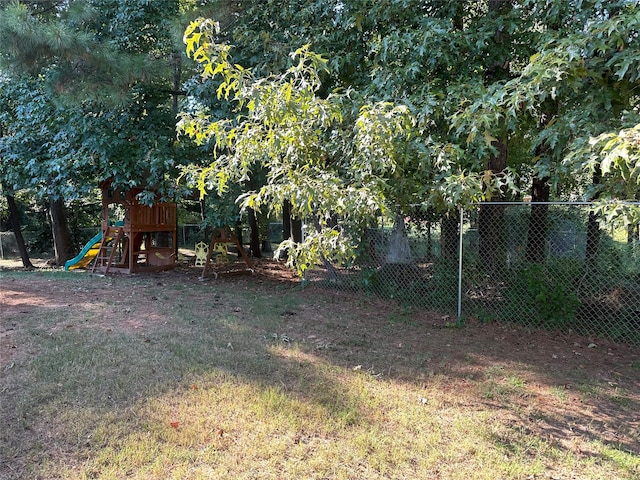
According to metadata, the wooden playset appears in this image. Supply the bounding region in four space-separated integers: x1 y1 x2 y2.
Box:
199 226 254 278
92 179 177 274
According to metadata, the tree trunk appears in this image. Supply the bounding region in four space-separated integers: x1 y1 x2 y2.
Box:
1 126 33 268
6 192 34 268
525 176 550 263
172 51 182 121
291 218 303 243
280 199 303 259
525 98 556 264
282 200 291 242
478 0 511 273
478 202 506 273
49 197 74 266
171 49 183 269
585 211 600 266
234 220 243 247
585 168 602 267
451 3 464 31
248 208 262 258
283 200 303 242
441 209 460 260
478 140 508 273
280 200 292 260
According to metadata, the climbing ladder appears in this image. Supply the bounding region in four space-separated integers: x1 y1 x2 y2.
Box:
92 226 124 274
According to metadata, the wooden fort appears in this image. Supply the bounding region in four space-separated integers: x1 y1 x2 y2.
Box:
92 179 177 274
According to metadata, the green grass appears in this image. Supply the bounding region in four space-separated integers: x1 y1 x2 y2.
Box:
1 269 639 479
479 365 529 401
550 386 569 402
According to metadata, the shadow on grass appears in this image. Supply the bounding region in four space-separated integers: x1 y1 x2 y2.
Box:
1 269 639 478
1 271 387 478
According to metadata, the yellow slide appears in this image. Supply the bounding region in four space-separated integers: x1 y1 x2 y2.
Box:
64 222 123 271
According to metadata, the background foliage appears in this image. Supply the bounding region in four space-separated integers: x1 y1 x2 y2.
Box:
0 0 638 271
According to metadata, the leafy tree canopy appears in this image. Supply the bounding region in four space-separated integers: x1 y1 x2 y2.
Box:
178 16 508 273
0 0 220 201
177 1 639 273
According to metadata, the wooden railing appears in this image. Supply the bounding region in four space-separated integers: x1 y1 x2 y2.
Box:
128 203 176 231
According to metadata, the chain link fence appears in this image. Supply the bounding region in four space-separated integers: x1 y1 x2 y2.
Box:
3 203 639 345
308 202 640 346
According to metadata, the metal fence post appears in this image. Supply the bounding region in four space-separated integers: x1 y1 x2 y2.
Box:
457 206 464 324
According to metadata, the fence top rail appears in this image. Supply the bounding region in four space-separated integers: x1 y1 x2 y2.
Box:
469 201 640 206
407 202 640 209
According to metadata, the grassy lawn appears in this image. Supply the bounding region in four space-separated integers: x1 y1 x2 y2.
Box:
1 265 639 479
